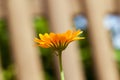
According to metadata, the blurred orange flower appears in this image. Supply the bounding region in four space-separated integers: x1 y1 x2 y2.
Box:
34 30 84 51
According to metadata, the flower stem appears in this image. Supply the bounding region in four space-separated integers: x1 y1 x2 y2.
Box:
58 51 65 80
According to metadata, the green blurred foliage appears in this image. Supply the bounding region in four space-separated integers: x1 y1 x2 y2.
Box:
34 16 49 34
0 19 11 68
115 49 120 71
0 19 14 80
2 65 15 80
79 30 95 80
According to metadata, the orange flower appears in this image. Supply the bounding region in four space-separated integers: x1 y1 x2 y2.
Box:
34 30 85 51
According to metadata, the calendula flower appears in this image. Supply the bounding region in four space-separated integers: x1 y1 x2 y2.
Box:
34 30 85 51
34 29 85 80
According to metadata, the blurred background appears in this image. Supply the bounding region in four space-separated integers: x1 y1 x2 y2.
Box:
0 0 120 80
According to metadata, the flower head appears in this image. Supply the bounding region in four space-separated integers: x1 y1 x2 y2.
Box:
34 30 84 51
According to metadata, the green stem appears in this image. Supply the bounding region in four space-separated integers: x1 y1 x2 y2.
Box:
58 51 65 80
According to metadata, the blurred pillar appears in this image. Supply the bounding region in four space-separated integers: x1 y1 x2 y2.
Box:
32 0 45 16
0 0 4 18
67 0 84 15
84 0 119 80
5 0 44 80
115 0 120 14
46 0 85 80
119 0 120 13
106 0 118 13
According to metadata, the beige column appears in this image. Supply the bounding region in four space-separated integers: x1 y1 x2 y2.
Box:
0 0 4 18
32 0 45 16
84 0 119 80
68 0 84 15
119 0 120 13
106 0 118 13
6 0 44 80
46 0 85 80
